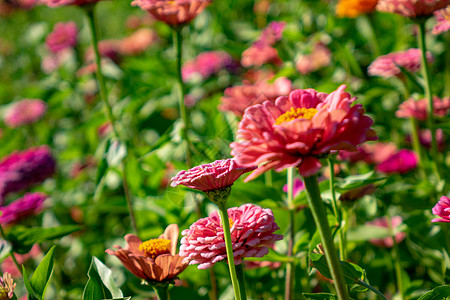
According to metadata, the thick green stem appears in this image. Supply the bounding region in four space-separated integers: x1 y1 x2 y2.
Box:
386 216 404 300
235 263 247 300
303 174 348 300
328 159 346 261
417 21 441 183
217 203 242 300
285 167 295 300
153 285 169 300
0 225 22 276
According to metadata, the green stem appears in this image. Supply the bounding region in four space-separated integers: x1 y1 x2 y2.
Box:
285 167 295 300
217 203 242 300
356 280 388 300
408 117 425 178
174 27 192 167
328 159 346 261
235 263 247 300
302 174 348 300
153 285 169 300
417 21 441 184
0 225 23 276
386 216 404 300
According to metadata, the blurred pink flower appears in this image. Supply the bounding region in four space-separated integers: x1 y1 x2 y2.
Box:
295 43 332 75
0 146 56 202
131 0 211 26
241 41 282 68
0 272 15 299
0 193 47 225
119 28 158 56
41 50 70 74
376 0 449 18
1 245 41 278
231 85 377 180
340 184 376 202
432 6 450 34
431 196 450 223
219 74 292 117
366 216 406 248
415 128 445 149
40 0 103 7
396 96 450 120
182 51 233 81
179 203 283 269
260 21 286 45
376 149 417 174
85 40 122 64
45 22 78 54
339 142 398 164
368 48 433 78
106 224 188 282
70 156 96 178
97 121 112 138
4 99 47 128
282 178 305 198
171 159 255 192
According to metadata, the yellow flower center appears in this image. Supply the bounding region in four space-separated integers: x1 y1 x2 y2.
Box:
274 107 318 125
0 288 8 300
229 218 235 228
139 239 171 259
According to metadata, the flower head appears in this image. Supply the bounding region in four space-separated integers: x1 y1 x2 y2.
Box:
376 0 449 18
0 193 47 225
179 203 283 269
376 149 417 174
368 48 433 79
4 99 47 128
282 178 305 198
431 196 450 223
106 224 187 283
259 21 286 45
366 216 406 248
40 0 103 7
0 273 15 300
396 96 450 120
295 43 331 75
182 51 233 82
231 85 376 179
336 0 378 18
432 6 450 34
131 0 211 26
119 28 158 56
241 41 282 68
45 22 78 54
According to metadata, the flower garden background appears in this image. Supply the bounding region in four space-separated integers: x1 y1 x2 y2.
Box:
0 0 449 299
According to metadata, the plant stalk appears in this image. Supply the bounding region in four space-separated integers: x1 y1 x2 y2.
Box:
0 224 23 276
235 263 247 300
328 158 346 261
285 167 295 300
153 285 169 300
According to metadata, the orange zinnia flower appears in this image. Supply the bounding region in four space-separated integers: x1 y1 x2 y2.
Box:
336 0 378 18
106 224 187 283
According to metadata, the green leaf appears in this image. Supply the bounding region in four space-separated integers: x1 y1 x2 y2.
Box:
334 171 386 191
231 180 283 203
106 140 127 167
96 138 111 186
244 248 295 263
0 240 12 261
22 266 38 300
302 292 337 299
29 246 56 299
417 285 450 300
310 252 365 284
82 257 125 300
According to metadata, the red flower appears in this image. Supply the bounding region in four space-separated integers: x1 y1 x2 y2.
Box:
431 196 450 223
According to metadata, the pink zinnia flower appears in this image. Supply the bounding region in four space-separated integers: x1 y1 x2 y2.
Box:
179 203 283 269
295 43 332 75
0 193 47 225
4 99 47 128
368 48 433 79
376 0 449 18
119 28 158 56
260 21 286 45
131 0 211 26
432 6 450 34
182 51 233 82
45 22 78 54
106 224 188 282
170 159 255 192
431 196 450 223
282 178 305 198
376 149 417 174
231 85 377 179
396 96 450 120
241 41 282 68
40 0 103 7
366 216 406 248
0 146 56 202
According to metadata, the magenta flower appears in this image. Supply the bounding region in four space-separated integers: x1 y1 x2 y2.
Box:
45 22 78 54
432 6 450 35
366 216 406 248
431 196 450 223
0 193 47 225
282 178 305 198
260 21 286 45
0 146 56 202
376 149 417 174
4 99 47 128
231 85 377 180
368 48 433 79
179 203 283 269
182 51 233 82
396 96 450 120
40 0 103 7
170 159 255 192
376 0 449 18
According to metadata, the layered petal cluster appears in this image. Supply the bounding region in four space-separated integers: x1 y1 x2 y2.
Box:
182 51 233 81
396 96 450 120
180 203 283 269
376 0 449 18
45 22 78 54
295 43 331 75
376 149 417 174
170 159 255 192
336 0 378 18
0 193 47 225
231 85 377 179
106 224 187 282
0 273 15 299
366 216 406 248
368 48 433 78
431 196 450 223
40 0 102 7
0 146 56 202
131 0 211 26
4 99 47 128
432 6 450 35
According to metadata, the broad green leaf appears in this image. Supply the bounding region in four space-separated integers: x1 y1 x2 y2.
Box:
310 252 365 284
82 257 125 300
302 292 337 300
22 266 38 300
417 285 450 300
334 171 386 191
92 257 124 298
29 246 56 300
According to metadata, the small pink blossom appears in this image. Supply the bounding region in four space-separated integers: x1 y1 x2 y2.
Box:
396 96 450 120
40 0 103 7
179 203 283 269
260 21 286 45
366 216 406 248
431 196 450 223
85 40 122 64
45 22 78 54
415 128 445 149
182 51 233 81
4 99 47 128
0 193 47 225
119 28 158 56
295 43 332 75
368 48 433 79
241 41 282 68
376 0 449 18
170 159 255 192
432 6 450 34
282 178 305 198
376 149 417 174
